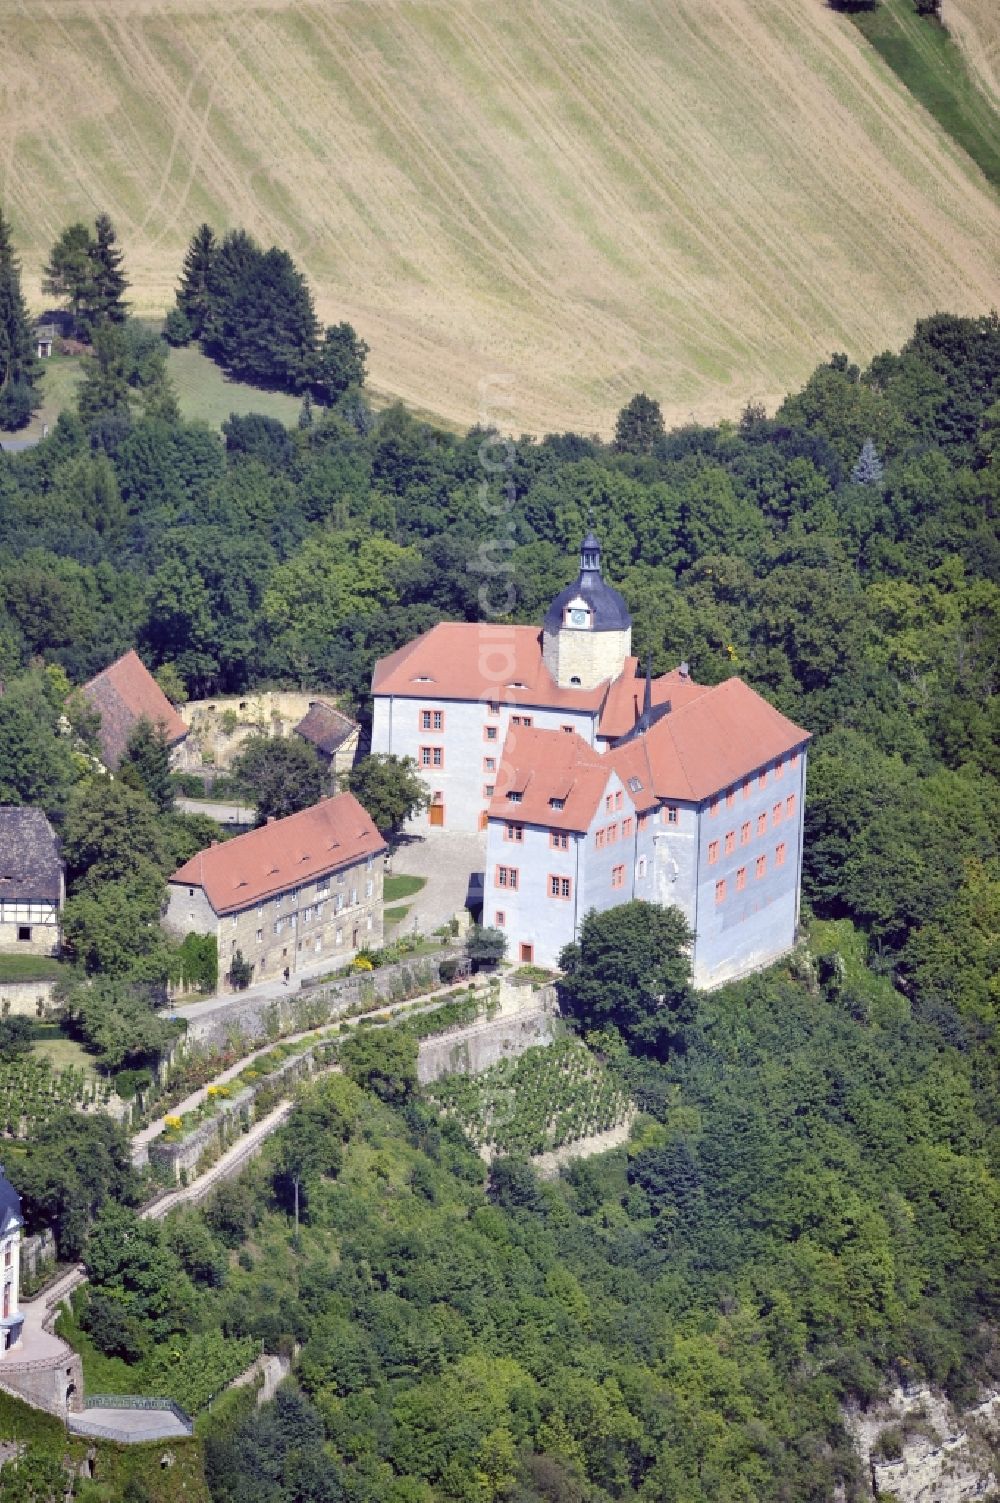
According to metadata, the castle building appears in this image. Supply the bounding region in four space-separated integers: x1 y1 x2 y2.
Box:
166 794 386 989
371 534 810 986
0 1168 24 1356
371 535 695 832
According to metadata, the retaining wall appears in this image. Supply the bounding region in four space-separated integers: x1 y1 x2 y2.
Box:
0 978 57 1017
417 989 561 1084
181 950 457 1050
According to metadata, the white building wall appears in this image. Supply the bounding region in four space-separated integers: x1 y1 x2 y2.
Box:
372 695 598 833
1 1219 22 1354
484 820 581 967
691 748 807 987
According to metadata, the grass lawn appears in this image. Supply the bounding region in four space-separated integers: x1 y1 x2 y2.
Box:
167 342 307 429
384 905 411 928
851 0 1000 188
30 1021 98 1077
384 874 427 903
0 353 82 445
0 952 65 982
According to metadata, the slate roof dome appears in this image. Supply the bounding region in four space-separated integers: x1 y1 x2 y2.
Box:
543 534 632 634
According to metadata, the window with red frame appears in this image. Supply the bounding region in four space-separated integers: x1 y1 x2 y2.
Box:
549 875 572 899
757 812 767 836
791 750 799 766
605 795 614 814
622 816 633 838
483 756 496 772
755 855 766 880
638 812 649 831
550 830 569 850
607 822 618 843
595 828 605 848
773 802 782 825
708 840 719 864
419 746 443 768
741 822 751 844
775 758 784 779
665 805 678 824
484 725 498 742
725 830 735 854
786 793 796 817
505 822 524 842
511 714 533 727
726 788 736 808
743 778 751 799
495 910 506 926
561 724 574 733
736 866 747 891
776 842 786 867
483 784 495 798
715 878 726 903
709 796 719 816
495 865 519 889
611 864 625 889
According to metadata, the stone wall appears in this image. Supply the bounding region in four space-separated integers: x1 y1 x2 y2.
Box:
417 990 561 1084
0 978 57 1017
19 1230 56 1286
182 950 457 1050
0 1351 83 1419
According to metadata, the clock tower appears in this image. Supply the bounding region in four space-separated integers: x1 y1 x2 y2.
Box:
541 534 632 690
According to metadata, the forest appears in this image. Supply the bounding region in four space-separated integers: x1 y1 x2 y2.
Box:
1 304 998 1500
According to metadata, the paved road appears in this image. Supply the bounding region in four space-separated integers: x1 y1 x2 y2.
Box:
176 797 256 825
389 830 485 933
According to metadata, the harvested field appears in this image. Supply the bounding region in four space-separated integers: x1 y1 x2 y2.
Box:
1 0 998 435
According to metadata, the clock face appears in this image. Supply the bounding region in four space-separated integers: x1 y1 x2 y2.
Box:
568 607 589 628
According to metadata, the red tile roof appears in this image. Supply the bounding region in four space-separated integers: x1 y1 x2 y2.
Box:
372 622 702 742
625 677 809 802
487 678 809 830
82 650 188 769
170 794 386 915
372 623 608 712
487 727 619 833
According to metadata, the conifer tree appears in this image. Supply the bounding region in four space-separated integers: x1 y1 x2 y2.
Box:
42 221 95 334
175 223 217 339
87 213 129 333
851 436 884 487
614 391 666 454
0 206 39 430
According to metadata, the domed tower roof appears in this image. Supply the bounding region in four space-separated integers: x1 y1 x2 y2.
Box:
543 534 632 634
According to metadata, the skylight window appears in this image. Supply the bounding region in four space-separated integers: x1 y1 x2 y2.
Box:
627 776 643 793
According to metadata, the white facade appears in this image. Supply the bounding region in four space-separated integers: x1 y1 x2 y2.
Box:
485 750 808 987
0 1188 23 1357
371 694 599 833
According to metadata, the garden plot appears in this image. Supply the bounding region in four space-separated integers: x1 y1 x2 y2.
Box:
0 1056 112 1138
427 1039 632 1162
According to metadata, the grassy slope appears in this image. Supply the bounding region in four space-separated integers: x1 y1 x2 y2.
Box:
1 0 998 436
852 0 1000 188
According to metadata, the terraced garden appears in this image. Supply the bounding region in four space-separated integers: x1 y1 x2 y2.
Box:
0 1056 112 1138
427 1039 631 1160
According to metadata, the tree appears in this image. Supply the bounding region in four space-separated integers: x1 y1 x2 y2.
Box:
229 949 253 991
343 754 430 839
466 924 506 970
77 320 177 428
88 212 129 331
84 1201 194 1341
0 206 39 430
233 734 325 824
62 777 169 888
17 1109 137 1258
558 901 693 1056
614 393 665 454
314 321 369 403
851 437 884 487
120 717 174 812
0 1015 33 1061
175 222 217 339
0 672 77 813
340 1026 417 1103
41 222 95 332
61 976 177 1070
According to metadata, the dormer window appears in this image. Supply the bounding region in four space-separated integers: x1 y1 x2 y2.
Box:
565 605 590 629
549 797 565 810
507 791 523 804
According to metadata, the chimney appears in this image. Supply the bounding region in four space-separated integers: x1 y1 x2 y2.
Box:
643 655 653 717
267 815 276 824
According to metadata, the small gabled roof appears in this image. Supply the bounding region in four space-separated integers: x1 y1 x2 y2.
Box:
0 807 63 902
598 663 708 742
487 727 621 833
81 650 188 770
170 794 386 915
294 701 358 756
